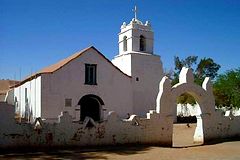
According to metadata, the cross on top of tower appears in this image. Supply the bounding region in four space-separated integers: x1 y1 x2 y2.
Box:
132 6 138 20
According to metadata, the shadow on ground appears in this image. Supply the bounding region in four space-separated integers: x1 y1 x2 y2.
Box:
1 139 240 160
204 137 240 146
0 145 152 160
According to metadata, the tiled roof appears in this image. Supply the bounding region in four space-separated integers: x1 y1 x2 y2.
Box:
39 46 91 74
11 46 131 88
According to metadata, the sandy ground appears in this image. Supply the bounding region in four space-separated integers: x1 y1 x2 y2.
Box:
0 124 240 160
173 123 202 147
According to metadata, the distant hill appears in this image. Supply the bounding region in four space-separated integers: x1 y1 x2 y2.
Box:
0 79 19 101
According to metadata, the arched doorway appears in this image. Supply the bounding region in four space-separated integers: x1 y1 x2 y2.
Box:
78 94 104 121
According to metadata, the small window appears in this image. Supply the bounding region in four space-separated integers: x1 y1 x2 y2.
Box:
123 36 127 51
85 64 97 85
65 99 72 107
140 35 146 51
25 88 28 103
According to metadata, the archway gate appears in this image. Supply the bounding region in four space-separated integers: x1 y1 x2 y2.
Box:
156 67 216 145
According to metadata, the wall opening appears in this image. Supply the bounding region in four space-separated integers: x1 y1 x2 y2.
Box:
176 93 197 124
85 64 97 85
173 93 203 147
123 36 127 51
139 35 146 51
78 94 104 121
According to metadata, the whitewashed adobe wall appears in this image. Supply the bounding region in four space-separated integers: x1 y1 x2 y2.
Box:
113 17 164 117
176 104 240 117
41 48 133 122
156 67 240 143
1 67 239 148
177 103 201 117
13 76 41 120
131 53 163 116
118 19 153 55
111 54 132 76
112 53 163 117
0 106 172 148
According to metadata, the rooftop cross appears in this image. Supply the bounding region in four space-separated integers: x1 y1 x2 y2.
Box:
132 6 137 20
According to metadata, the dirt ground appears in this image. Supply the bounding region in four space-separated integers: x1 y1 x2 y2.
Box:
173 123 202 147
0 124 240 160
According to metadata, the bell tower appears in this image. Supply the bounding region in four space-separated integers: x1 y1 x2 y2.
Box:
112 6 163 117
118 6 153 55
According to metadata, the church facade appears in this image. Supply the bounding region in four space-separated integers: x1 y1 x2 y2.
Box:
12 15 164 122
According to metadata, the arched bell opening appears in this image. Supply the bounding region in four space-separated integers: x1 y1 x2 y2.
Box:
139 35 146 52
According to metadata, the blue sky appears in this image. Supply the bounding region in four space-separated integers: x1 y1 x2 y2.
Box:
1 0 240 80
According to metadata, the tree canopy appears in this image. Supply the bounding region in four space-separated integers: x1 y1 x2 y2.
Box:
168 55 239 108
172 55 221 85
214 68 240 108
169 55 221 104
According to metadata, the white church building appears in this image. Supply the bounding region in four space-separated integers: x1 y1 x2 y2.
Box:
12 12 164 122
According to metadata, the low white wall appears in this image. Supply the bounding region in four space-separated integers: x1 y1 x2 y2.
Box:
0 109 172 148
177 103 201 117
233 109 240 116
200 110 240 141
177 104 240 117
0 102 239 148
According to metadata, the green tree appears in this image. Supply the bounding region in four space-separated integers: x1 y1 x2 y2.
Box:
214 68 240 108
170 55 221 104
196 58 221 80
172 56 220 85
174 56 198 74
172 56 198 85
177 93 196 105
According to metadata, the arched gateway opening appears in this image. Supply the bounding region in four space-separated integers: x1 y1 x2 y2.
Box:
173 92 203 147
78 94 104 121
157 67 215 147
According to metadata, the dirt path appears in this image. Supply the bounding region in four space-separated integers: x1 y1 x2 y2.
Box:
173 123 202 147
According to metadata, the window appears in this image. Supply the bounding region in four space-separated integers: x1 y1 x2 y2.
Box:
123 36 127 51
85 64 97 85
25 88 28 103
140 35 146 51
65 99 72 107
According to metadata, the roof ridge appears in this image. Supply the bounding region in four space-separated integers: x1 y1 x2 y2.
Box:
39 46 93 74
11 46 93 88
11 46 131 88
